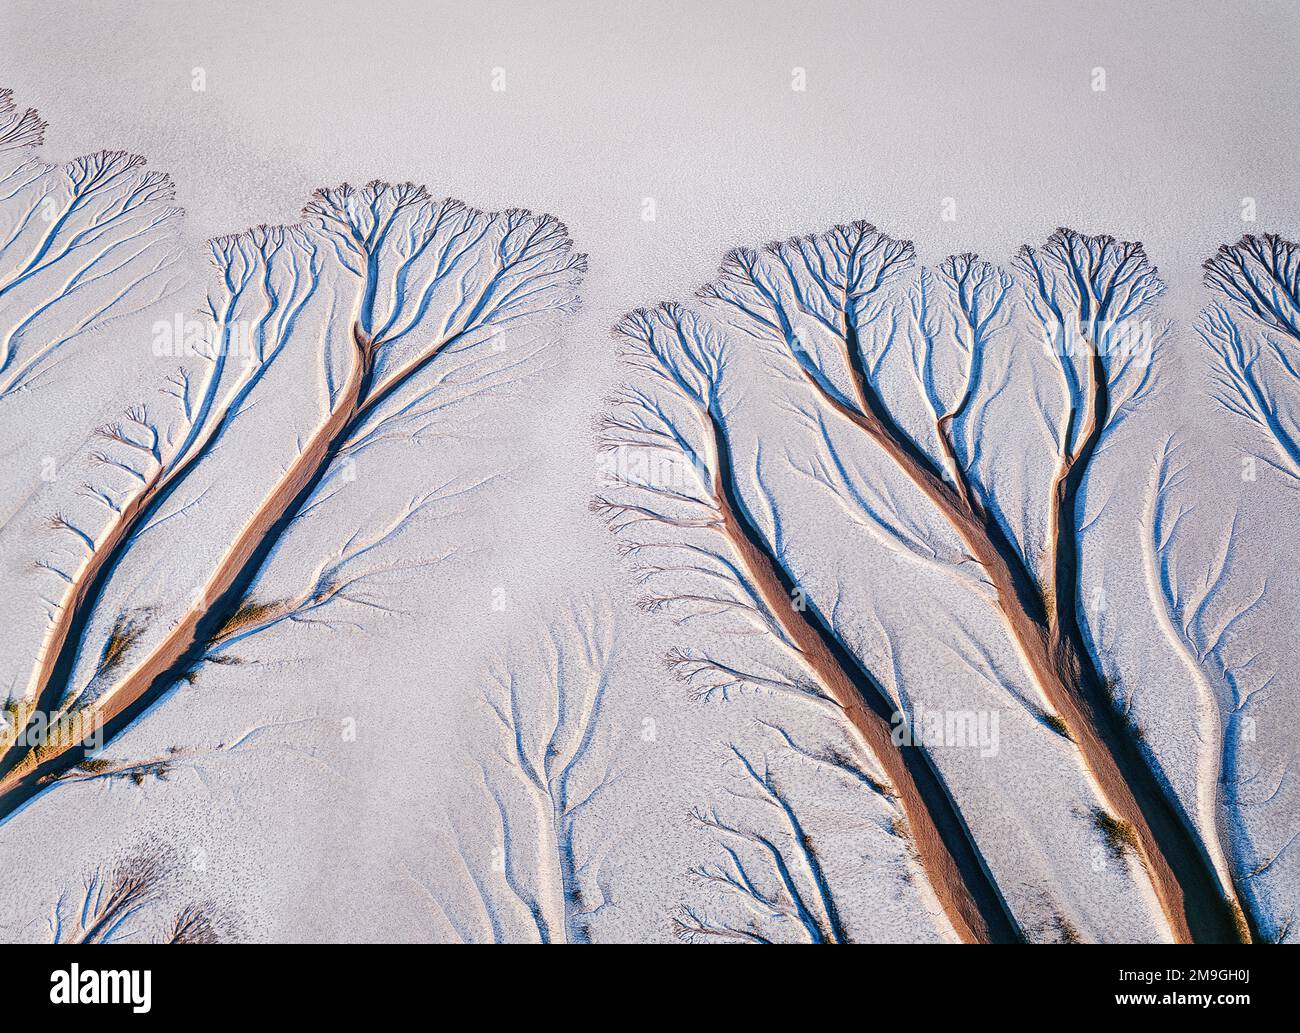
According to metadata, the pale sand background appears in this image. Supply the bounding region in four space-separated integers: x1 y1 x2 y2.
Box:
4 0 1297 315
